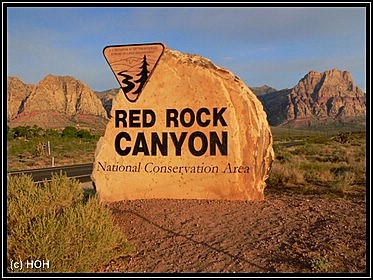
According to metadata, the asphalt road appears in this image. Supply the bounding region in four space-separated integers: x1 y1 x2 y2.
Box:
7 163 93 183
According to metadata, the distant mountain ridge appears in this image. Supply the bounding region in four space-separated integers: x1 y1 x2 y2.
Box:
257 69 366 129
249 85 278 96
7 75 108 131
7 68 366 131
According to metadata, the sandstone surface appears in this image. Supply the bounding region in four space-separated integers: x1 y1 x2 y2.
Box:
92 48 274 202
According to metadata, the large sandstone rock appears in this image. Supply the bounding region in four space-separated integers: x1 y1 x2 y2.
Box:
92 48 274 202
259 69 366 127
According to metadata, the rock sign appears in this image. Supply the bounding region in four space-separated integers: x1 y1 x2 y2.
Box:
93 45 274 202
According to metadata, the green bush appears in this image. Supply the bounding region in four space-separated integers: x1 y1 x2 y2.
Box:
7 174 135 272
12 126 32 139
61 126 78 138
44 128 60 138
10 125 45 139
77 129 92 139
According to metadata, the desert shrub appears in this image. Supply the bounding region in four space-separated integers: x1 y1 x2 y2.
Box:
290 144 320 156
61 126 78 138
12 126 32 139
11 125 44 139
76 129 92 139
7 137 41 158
350 160 366 186
301 162 334 183
7 125 14 140
310 135 331 145
7 174 134 272
273 145 292 163
44 128 60 138
266 161 305 188
266 129 366 198
331 171 355 195
310 254 331 272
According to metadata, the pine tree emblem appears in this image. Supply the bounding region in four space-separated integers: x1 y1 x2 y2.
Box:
103 43 165 103
133 55 150 95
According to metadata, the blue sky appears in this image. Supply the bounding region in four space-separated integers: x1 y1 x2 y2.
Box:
6 5 367 92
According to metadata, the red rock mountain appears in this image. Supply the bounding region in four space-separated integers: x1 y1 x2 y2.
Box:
7 75 108 130
8 69 366 131
258 69 366 128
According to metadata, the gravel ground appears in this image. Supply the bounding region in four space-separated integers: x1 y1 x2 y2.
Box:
95 192 366 275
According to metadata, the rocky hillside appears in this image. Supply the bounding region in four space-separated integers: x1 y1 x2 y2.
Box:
7 75 108 130
258 69 366 129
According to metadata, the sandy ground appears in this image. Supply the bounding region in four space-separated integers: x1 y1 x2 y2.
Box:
94 192 366 274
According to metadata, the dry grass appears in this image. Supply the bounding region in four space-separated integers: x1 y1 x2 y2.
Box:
266 130 366 199
7 127 101 171
7 174 135 272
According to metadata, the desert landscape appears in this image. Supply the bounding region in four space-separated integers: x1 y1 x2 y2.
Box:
91 128 366 273
7 126 366 274
7 60 367 274
6 6 367 275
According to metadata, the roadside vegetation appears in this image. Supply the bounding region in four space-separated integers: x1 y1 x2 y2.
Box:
7 125 366 200
7 126 136 272
265 128 366 200
7 173 135 272
7 125 101 171
6 125 366 273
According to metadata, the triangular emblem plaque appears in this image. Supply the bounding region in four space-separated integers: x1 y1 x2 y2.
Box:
103 43 165 102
